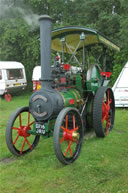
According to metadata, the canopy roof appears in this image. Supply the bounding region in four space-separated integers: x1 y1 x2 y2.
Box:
51 26 120 53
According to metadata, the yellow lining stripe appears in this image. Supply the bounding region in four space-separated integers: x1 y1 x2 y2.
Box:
59 93 66 107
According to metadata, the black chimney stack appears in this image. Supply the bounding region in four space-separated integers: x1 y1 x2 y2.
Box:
39 15 52 87
29 15 64 121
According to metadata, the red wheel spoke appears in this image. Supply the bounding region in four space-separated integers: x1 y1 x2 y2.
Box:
105 123 109 135
12 126 20 131
107 90 112 107
61 126 71 133
20 138 26 154
74 126 79 131
102 114 107 123
61 126 66 131
64 141 72 157
103 101 107 110
67 140 72 154
105 90 112 110
69 145 72 156
26 138 32 149
107 121 111 128
27 111 30 125
72 115 79 131
19 113 22 127
60 136 65 144
65 115 68 129
28 121 34 127
108 99 112 106
73 115 75 130
75 140 78 144
105 120 111 135
67 140 72 156
13 134 20 145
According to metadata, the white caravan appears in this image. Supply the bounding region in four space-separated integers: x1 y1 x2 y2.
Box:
0 61 27 96
32 66 41 91
112 61 128 107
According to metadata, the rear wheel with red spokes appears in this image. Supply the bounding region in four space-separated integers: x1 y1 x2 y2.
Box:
6 106 40 156
93 87 115 137
53 107 83 165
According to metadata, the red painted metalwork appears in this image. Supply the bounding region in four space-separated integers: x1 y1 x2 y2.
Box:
33 81 41 91
61 77 66 83
102 90 112 135
69 99 75 105
101 72 112 78
5 94 12 102
62 64 71 71
60 114 79 157
56 56 60 60
12 111 34 154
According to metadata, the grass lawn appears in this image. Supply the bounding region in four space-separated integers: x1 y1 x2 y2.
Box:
0 93 128 193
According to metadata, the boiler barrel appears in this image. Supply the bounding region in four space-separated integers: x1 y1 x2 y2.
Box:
60 89 82 108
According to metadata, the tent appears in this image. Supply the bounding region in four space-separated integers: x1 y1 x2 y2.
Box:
112 61 128 107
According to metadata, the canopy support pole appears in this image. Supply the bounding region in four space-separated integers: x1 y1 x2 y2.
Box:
103 47 107 72
61 37 65 64
80 33 86 72
66 41 81 66
87 48 91 68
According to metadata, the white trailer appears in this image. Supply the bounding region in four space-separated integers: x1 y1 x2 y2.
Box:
0 61 27 96
32 66 41 91
112 61 128 107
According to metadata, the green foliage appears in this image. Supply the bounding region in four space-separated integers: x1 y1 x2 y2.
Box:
0 0 127 89
0 15 40 89
111 49 128 86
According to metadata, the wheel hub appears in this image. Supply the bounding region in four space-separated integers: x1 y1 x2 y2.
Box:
72 131 80 140
63 130 80 141
18 126 31 137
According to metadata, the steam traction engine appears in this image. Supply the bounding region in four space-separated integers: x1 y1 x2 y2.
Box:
6 15 120 165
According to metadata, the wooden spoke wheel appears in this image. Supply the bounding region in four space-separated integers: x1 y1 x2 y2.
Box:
93 87 115 137
53 107 84 165
6 106 40 156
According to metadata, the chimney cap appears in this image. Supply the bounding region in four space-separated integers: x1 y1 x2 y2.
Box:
39 15 52 21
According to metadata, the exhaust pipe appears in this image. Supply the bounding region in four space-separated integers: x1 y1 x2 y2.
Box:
29 15 64 121
39 15 52 87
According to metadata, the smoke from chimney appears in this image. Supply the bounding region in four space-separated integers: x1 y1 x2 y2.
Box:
0 0 39 30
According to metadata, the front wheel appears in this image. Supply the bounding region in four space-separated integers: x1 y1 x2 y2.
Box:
53 107 84 165
93 87 115 137
6 106 40 156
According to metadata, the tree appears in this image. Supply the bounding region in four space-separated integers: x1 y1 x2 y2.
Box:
0 15 40 88
0 0 127 89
